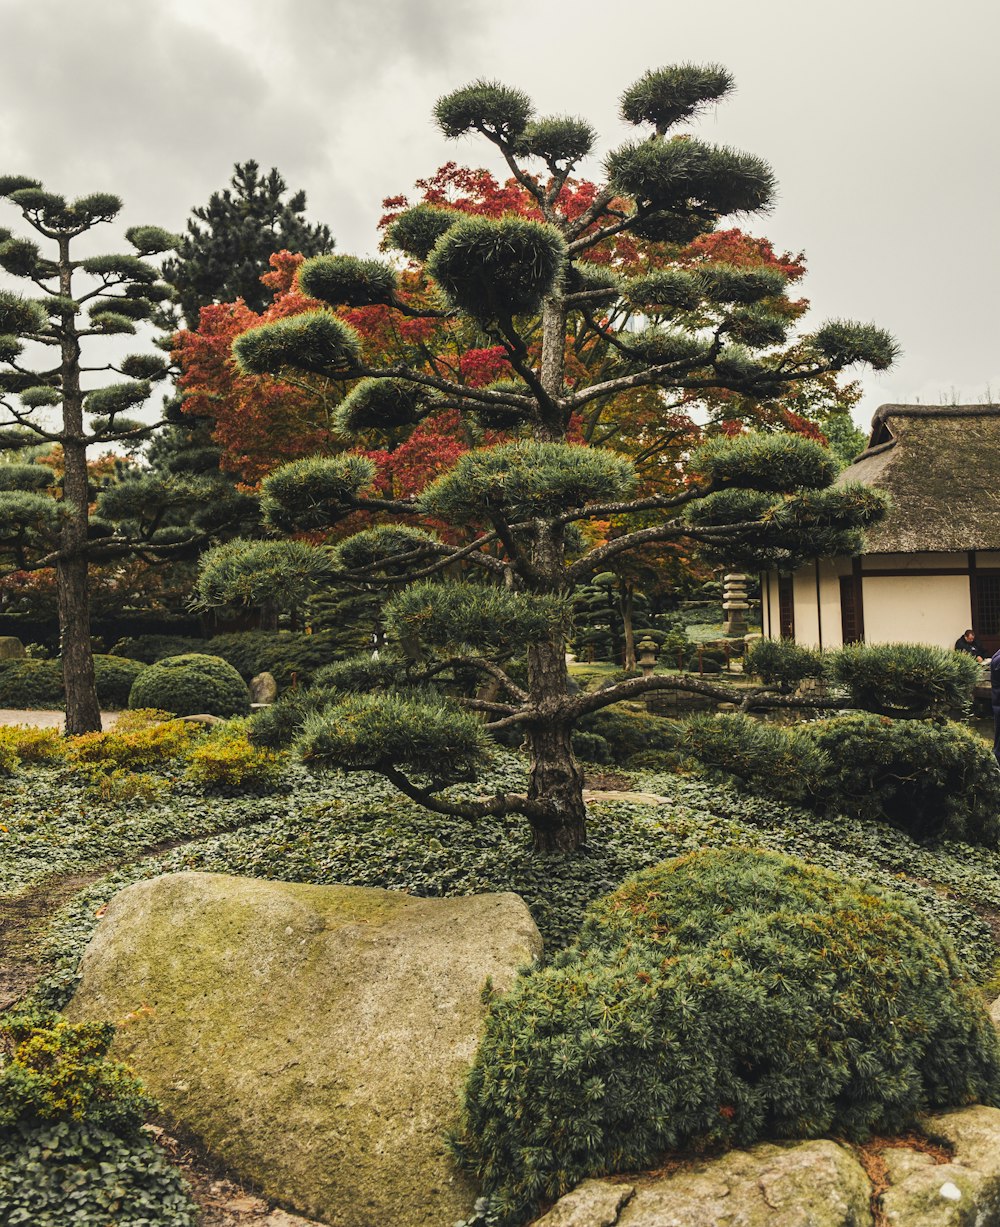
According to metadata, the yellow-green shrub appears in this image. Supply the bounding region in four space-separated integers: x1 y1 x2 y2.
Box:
184 720 284 792
0 725 64 764
67 719 196 773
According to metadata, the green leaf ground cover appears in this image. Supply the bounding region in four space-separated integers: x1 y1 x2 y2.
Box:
3 749 998 1012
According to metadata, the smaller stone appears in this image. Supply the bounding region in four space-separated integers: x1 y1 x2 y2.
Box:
250 671 278 704
181 713 225 726
0 637 25 659
939 1182 962 1201
534 1179 634 1226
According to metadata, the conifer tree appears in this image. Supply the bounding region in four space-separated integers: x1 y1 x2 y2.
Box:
0 180 258 731
195 66 895 850
161 161 334 327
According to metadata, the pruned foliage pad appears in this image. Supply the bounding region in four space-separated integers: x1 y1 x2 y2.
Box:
453 848 1000 1225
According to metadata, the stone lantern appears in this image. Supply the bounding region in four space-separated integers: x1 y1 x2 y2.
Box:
722 573 749 637
637 637 658 678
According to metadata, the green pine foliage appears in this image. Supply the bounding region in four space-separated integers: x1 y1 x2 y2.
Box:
425 215 567 320
128 654 250 718
385 581 571 659
193 538 334 609
232 310 361 378
297 690 491 783
670 711 1000 846
384 204 457 261
259 454 377 532
453 848 1000 1225
419 442 636 523
160 160 334 327
298 254 398 307
830 642 981 715
744 637 825 688
691 431 839 492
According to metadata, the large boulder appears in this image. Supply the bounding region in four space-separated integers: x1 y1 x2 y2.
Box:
67 872 542 1227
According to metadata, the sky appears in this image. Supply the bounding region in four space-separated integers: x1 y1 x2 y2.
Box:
1 0 997 433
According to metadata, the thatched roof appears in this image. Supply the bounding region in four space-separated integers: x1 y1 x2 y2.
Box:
838 404 1000 553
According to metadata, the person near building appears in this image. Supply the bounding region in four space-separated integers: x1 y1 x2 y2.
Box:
956 629 986 662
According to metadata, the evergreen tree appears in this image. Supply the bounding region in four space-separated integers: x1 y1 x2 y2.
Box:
194 66 895 850
161 161 335 327
0 180 257 731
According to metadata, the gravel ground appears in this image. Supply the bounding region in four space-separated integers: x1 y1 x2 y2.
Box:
0 708 122 728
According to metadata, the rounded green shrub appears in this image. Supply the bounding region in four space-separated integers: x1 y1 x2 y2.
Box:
127 653 250 718
809 713 1000 844
453 848 1000 1225
745 636 824 689
674 712 829 805
93 654 145 708
828 642 980 715
0 657 63 707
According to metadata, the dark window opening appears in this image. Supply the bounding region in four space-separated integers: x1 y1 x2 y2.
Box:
778 575 795 640
840 576 861 644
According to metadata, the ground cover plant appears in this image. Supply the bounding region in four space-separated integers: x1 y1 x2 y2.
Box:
3 738 998 1013
0 1010 197 1225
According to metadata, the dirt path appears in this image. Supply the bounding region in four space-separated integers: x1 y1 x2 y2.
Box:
0 869 103 1010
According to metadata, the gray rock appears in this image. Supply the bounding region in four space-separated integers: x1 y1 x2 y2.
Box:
250 671 278 704
534 1180 635 1226
537 1142 874 1227
68 872 542 1227
0 637 25 659
881 1105 1000 1226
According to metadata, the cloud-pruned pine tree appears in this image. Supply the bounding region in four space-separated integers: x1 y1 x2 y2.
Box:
194 66 895 851
0 181 259 732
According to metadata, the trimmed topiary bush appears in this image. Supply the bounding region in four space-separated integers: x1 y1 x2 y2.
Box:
127 653 250 718
0 657 63 707
672 712 830 805
828 642 981 716
808 713 1000 844
745 636 824 689
93 654 145 708
453 848 1000 1225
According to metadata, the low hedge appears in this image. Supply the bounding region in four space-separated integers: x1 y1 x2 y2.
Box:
453 848 1000 1225
829 642 981 715
0 655 145 709
745 637 824 688
128 653 250 718
671 711 1000 846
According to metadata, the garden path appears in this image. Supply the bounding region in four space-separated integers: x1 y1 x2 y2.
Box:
0 708 121 727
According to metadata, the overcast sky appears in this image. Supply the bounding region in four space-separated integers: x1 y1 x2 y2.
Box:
1 0 997 432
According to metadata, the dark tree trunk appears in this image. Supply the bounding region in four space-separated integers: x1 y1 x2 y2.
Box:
57 235 101 734
525 620 587 851
57 550 101 734
525 713 587 852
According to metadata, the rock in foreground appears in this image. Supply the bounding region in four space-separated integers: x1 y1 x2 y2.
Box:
68 871 542 1227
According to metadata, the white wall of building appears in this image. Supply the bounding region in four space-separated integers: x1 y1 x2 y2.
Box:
862 574 970 647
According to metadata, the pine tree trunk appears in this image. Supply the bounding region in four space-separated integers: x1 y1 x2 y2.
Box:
621 580 637 672
525 714 587 852
57 235 101 735
57 550 101 734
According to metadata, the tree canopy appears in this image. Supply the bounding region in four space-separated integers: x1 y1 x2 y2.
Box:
193 65 896 850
